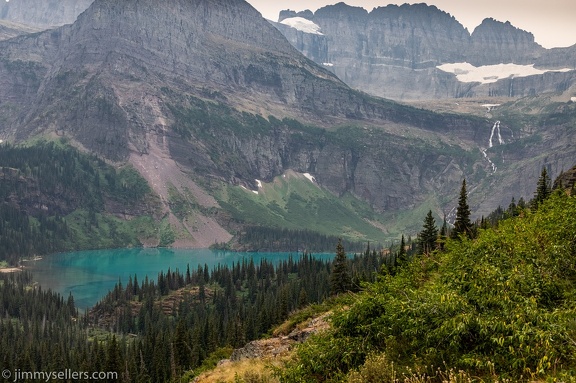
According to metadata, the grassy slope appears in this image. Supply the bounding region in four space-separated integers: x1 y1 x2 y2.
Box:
273 191 576 382
216 171 390 244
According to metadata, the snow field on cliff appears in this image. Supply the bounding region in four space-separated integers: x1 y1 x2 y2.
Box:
280 17 323 35
437 62 572 84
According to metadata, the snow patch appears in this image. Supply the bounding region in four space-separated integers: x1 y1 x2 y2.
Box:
571 97 576 102
255 179 262 188
281 17 323 35
482 104 501 111
437 62 572 84
241 184 259 195
303 173 316 183
322 63 334 67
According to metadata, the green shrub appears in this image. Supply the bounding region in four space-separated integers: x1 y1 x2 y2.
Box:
281 192 576 381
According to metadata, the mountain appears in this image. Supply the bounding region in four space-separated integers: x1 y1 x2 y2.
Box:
274 3 576 101
0 0 93 28
0 0 574 250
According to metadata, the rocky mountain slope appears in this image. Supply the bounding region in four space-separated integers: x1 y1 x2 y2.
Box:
0 20 43 41
275 3 576 101
0 0 574 247
0 0 93 28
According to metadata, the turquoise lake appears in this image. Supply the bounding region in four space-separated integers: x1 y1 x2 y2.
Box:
25 248 333 310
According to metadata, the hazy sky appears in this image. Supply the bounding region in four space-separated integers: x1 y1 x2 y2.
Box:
245 0 576 49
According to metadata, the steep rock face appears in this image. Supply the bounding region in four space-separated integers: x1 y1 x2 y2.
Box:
278 9 314 22
0 0 494 159
0 0 353 157
467 18 543 66
271 21 329 64
0 0 93 28
275 4 575 101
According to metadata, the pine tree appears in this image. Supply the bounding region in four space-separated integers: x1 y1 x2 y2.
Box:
452 179 473 239
330 239 351 295
507 197 518 218
417 210 438 255
438 216 448 251
105 335 123 382
532 166 551 210
397 235 407 264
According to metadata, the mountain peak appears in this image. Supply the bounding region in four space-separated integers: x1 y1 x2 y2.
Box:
71 0 297 56
467 17 542 64
472 17 536 43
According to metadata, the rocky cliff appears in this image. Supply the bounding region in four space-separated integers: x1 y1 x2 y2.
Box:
276 3 576 101
467 18 543 66
0 0 573 245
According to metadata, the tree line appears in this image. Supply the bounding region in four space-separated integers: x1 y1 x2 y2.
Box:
218 226 369 252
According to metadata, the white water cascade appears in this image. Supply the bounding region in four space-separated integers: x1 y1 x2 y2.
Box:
481 149 497 173
488 120 504 148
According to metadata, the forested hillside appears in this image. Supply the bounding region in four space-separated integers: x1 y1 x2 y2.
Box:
0 140 161 264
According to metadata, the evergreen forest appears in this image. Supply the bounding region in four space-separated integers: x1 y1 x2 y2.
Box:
0 140 159 264
0 249 383 382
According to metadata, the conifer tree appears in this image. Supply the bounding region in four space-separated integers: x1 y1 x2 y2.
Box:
532 166 551 210
452 179 473 239
438 216 448 251
330 239 351 295
397 234 407 264
418 210 438 255
507 197 518 217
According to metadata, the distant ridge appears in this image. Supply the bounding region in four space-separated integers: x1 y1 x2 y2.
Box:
274 3 576 100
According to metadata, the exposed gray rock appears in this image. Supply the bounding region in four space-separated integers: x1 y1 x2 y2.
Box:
274 3 576 101
0 0 93 28
278 9 314 22
0 20 43 41
467 18 544 66
271 21 329 65
230 313 330 361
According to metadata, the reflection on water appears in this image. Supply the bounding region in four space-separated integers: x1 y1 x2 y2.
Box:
26 248 333 309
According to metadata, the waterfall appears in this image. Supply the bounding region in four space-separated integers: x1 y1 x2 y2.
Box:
481 149 497 173
489 120 504 148
497 123 504 145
